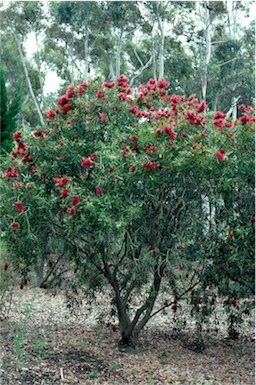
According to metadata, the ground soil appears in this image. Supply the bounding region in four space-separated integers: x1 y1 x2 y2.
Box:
0 287 255 385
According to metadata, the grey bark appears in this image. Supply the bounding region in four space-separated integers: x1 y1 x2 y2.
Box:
15 36 45 126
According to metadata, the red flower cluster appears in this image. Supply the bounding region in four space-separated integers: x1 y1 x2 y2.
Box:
145 145 156 153
72 195 81 206
11 221 20 228
14 202 25 213
97 89 105 98
216 149 226 161
5 167 19 178
130 166 137 172
53 177 70 187
122 147 131 155
77 81 87 96
45 109 56 119
183 111 205 126
60 189 69 198
96 187 102 195
143 162 158 171
13 131 22 142
164 125 177 138
81 153 97 167
104 82 116 89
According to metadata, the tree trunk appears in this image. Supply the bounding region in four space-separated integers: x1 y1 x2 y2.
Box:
158 18 165 79
115 32 123 78
15 36 45 126
201 1 212 101
152 34 157 80
84 30 89 82
35 33 46 109
116 260 164 350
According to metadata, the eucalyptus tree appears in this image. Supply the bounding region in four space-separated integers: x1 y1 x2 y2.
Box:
0 1 45 126
49 1 103 83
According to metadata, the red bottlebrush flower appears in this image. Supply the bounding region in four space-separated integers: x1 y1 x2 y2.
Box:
192 142 199 148
134 144 140 150
228 232 234 238
168 140 174 145
66 85 74 98
97 89 105 98
108 167 115 172
225 121 232 128
216 149 226 161
118 92 127 101
156 127 163 135
181 132 187 138
96 187 102 195
114 175 119 180
103 82 116 89
81 157 91 167
14 202 24 213
72 195 81 206
14 181 22 190
196 100 208 113
57 94 69 106
19 284 24 290
62 104 72 115
145 145 156 153
129 105 139 115
157 78 170 89
6 167 19 178
90 153 97 160
11 221 19 228
61 206 67 212
122 147 131 155
53 177 70 187
130 135 138 141
4 263 8 271
33 130 42 137
117 74 129 85
22 152 32 163
77 81 87 96
24 278 28 285
69 207 76 216
45 109 56 119
99 111 107 122
143 162 158 171
60 189 69 198
214 111 226 120
13 131 22 142
130 166 137 172
164 125 177 138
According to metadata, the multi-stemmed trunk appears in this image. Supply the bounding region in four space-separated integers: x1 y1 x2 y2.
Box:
106 262 164 349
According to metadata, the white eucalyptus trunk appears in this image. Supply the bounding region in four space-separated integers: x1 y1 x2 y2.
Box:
201 0 212 101
84 31 89 82
158 19 165 79
15 36 44 126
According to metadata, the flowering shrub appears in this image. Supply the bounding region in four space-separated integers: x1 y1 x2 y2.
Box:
0 76 254 348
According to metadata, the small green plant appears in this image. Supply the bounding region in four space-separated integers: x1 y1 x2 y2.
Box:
109 362 120 371
88 368 98 379
232 344 243 357
12 327 23 360
33 336 45 353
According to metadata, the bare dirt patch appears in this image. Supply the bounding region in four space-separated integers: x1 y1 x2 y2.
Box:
0 287 255 385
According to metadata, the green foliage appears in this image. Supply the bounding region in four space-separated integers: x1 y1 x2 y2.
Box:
1 76 254 346
0 67 22 155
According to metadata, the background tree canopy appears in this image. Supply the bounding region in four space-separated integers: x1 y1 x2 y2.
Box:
0 0 255 129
